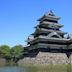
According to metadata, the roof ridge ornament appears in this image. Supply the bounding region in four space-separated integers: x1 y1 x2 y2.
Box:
45 9 55 16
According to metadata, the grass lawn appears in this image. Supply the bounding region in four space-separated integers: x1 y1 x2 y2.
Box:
20 64 72 72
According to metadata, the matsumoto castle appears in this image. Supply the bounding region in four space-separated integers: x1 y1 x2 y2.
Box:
21 10 72 65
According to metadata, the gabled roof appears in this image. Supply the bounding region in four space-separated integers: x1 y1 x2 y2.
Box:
48 31 62 38
38 10 60 21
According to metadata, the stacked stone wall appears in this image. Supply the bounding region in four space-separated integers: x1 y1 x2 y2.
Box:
18 52 72 65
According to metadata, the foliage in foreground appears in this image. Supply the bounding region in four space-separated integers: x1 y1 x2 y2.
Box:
0 45 24 65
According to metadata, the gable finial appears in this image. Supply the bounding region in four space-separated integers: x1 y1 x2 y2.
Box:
48 9 55 16
45 9 55 16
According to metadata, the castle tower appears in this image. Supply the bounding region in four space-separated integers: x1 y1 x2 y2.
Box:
25 10 72 56
21 10 72 65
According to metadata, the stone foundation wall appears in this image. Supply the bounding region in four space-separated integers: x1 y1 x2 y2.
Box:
18 52 72 65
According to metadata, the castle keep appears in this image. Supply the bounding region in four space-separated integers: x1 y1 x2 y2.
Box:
19 10 72 65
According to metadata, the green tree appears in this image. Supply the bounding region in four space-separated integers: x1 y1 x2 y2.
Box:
0 45 11 61
11 45 24 63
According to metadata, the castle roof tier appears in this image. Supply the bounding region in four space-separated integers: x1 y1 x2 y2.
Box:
32 28 67 36
38 10 60 21
26 36 72 51
28 35 70 44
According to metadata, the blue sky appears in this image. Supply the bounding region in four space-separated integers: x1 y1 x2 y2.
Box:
0 0 72 47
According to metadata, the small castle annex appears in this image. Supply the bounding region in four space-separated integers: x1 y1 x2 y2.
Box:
19 10 72 65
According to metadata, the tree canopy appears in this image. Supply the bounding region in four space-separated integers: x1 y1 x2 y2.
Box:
0 44 24 64
11 45 24 58
0 45 11 58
